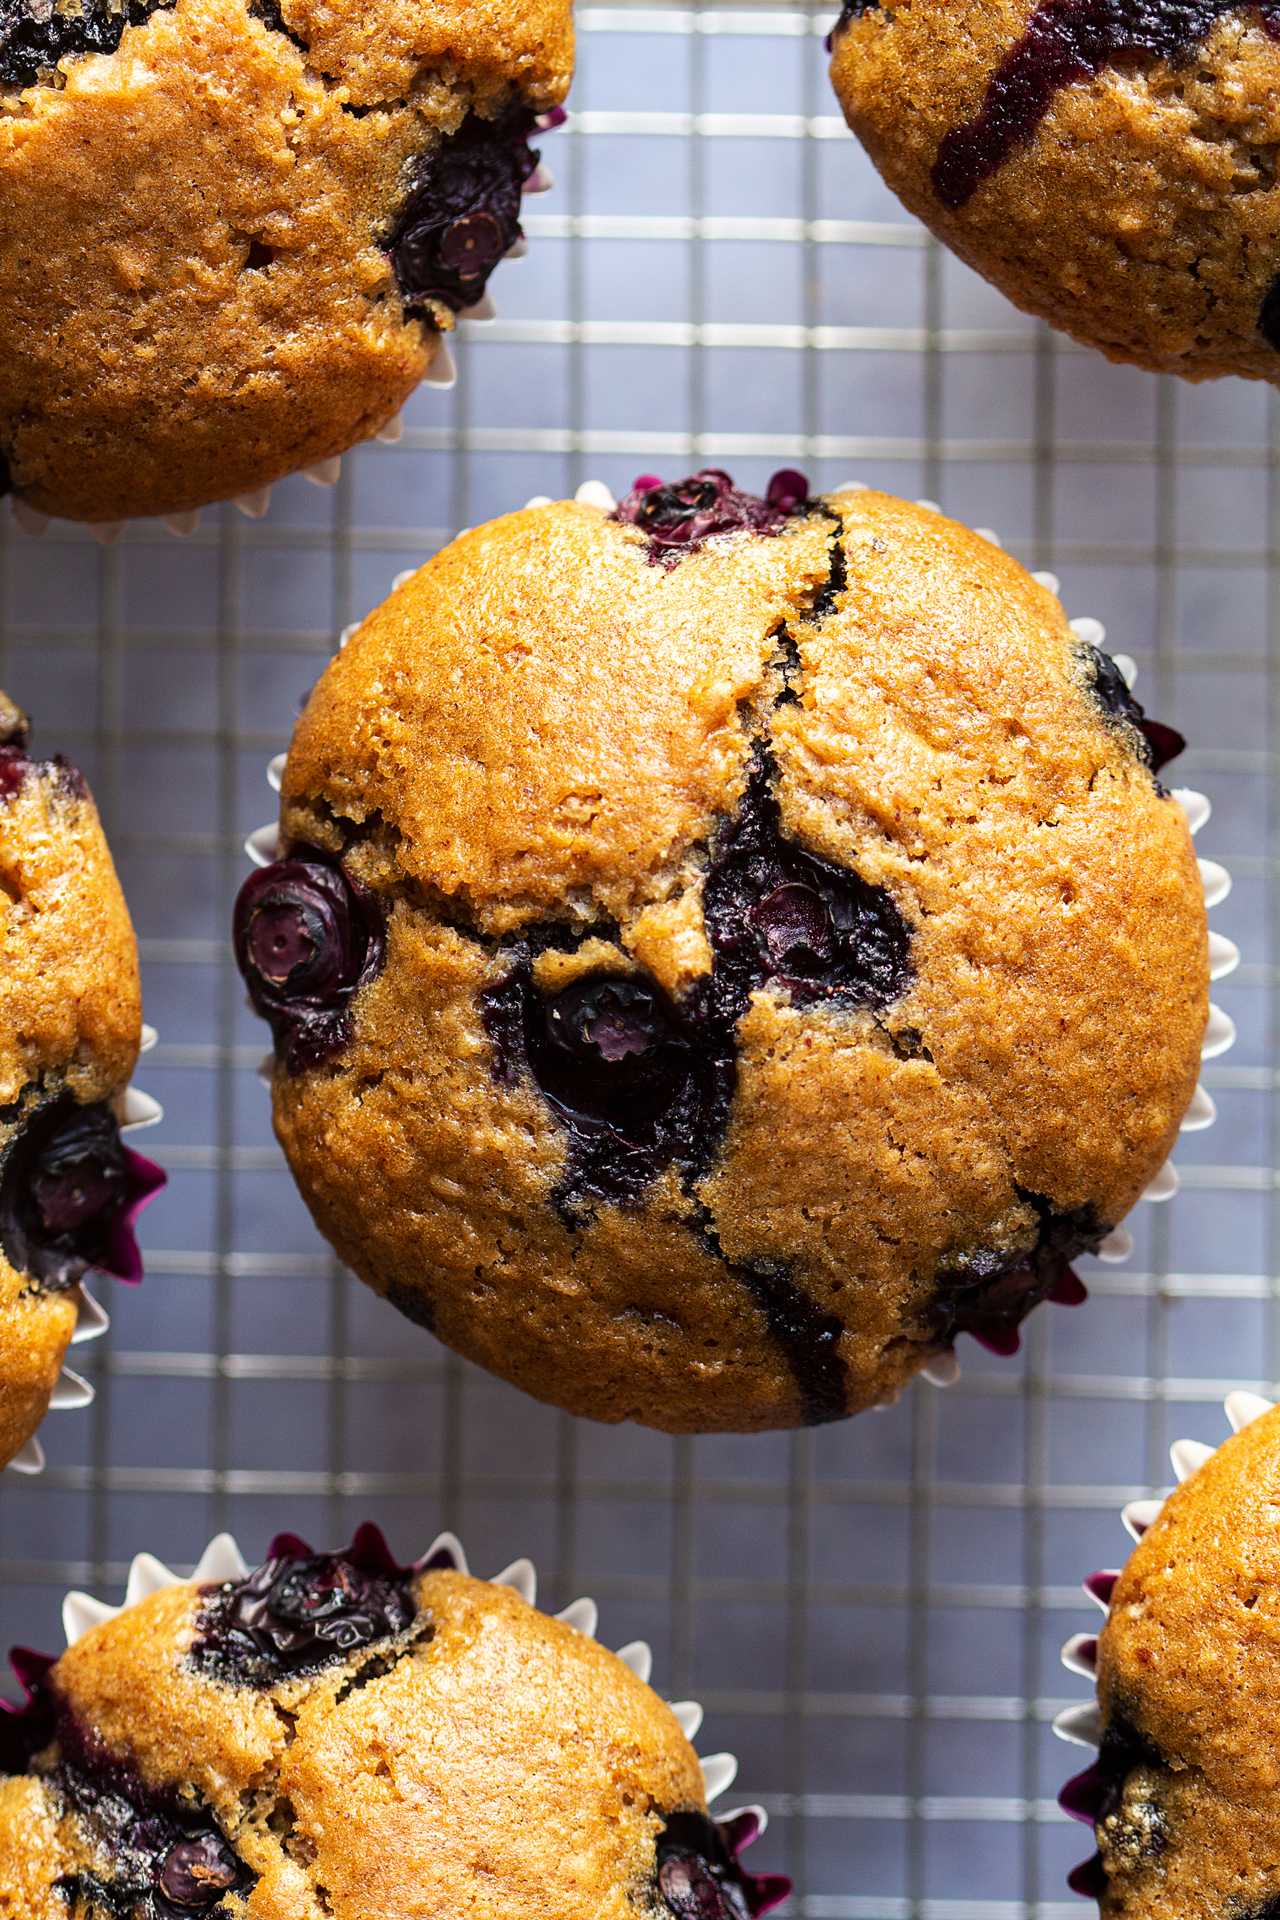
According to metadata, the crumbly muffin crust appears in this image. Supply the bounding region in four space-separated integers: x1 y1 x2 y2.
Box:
1085 1403 1280 1918
0 1537 761 1920
0 691 147 1470
241 479 1208 1434
830 0 1280 382
0 0 571 522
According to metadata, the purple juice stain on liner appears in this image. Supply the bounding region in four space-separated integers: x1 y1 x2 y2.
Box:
1084 640 1185 778
656 1810 789 1920
188 1522 419 1687
0 1097 166 1292
233 844 386 1074
930 0 1280 212
388 108 549 317
1058 1711 1167 1901
930 1196 1103 1358
612 468 813 568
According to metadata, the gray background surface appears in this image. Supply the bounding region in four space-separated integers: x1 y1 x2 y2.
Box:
0 7 1268 1915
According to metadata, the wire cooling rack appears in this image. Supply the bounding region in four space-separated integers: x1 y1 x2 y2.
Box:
0 5 1271 1915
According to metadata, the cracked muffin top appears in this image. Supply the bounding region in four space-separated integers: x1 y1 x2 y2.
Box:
0 1525 785 1920
0 689 163 1474
0 0 571 523
236 471 1208 1434
1059 1395 1280 1919
829 0 1280 383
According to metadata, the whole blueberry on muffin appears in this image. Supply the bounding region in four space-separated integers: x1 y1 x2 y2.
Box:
0 691 164 1475
236 469 1209 1434
0 1525 786 1919
0 0 571 528
1055 1391 1280 1918
829 0 1280 382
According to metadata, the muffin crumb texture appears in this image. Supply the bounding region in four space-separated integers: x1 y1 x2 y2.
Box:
830 0 1280 381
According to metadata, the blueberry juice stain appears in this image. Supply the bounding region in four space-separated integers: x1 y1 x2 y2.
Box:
929 0 1280 212
479 746 915 1426
388 107 560 317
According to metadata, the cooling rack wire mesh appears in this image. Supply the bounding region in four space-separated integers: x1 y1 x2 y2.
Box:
0 4 1272 1915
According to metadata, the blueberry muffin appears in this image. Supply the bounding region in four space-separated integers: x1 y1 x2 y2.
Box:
830 0 1280 382
235 469 1210 1434
0 689 164 1474
1056 1391 1280 1918
0 0 571 528
0 1524 787 1919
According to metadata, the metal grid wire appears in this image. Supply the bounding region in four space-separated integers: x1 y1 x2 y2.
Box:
0 4 1271 1914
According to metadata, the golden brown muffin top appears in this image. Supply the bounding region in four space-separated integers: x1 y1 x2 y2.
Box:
830 0 1280 382
0 1531 772 1920
0 0 571 520
1101 1403 1280 1802
283 483 1206 1237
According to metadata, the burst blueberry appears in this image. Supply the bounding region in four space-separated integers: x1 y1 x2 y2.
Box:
233 846 385 1074
0 1098 165 1291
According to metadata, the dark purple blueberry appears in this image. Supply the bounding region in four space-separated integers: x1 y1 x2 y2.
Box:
233 845 385 1075
0 0 177 88
931 1197 1101 1356
655 1812 789 1920
541 977 691 1102
1058 1712 1167 1900
478 745 908 1423
824 0 874 49
388 108 545 316
612 468 811 568
1082 643 1184 776
0 1097 165 1291
0 742 33 803
189 1523 417 1686
754 882 832 972
931 0 1280 211
702 748 913 1019
156 1834 242 1911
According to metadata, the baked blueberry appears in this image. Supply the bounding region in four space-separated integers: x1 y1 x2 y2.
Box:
240 477 1208 1432
830 0 1280 383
